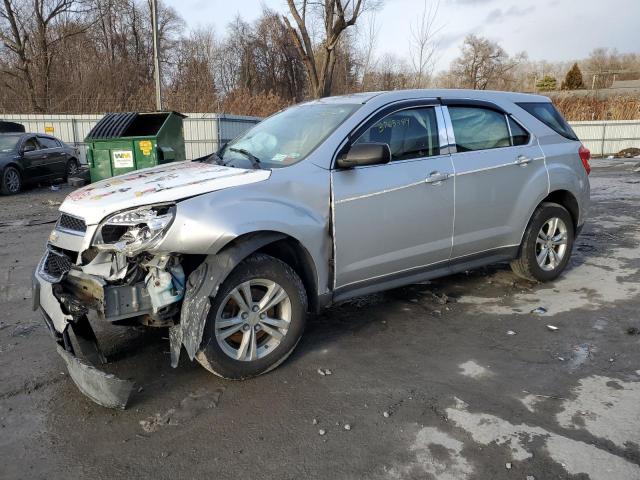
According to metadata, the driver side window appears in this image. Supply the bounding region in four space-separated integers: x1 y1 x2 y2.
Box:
22 137 40 152
353 107 440 161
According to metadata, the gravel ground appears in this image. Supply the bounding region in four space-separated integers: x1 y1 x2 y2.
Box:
1 161 639 480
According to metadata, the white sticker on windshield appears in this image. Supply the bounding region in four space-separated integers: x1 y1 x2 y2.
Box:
271 153 300 163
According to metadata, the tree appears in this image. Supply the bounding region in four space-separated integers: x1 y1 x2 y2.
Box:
561 62 584 90
409 0 440 88
536 75 557 92
0 0 90 112
450 35 523 90
283 0 373 98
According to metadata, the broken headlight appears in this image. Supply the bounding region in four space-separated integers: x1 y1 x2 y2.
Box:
94 204 175 255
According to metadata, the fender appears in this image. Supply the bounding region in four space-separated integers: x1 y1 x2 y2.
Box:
169 232 286 366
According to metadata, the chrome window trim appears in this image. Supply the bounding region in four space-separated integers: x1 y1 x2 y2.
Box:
440 106 457 154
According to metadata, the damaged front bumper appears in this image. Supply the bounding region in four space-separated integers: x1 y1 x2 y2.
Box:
32 242 185 409
32 267 135 409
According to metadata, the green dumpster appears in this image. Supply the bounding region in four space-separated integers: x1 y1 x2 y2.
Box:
86 111 186 182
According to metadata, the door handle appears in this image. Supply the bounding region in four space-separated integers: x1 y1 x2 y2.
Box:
425 171 451 184
514 155 531 166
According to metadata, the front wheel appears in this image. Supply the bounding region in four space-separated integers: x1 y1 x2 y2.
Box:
196 253 308 379
1 166 22 195
511 202 575 282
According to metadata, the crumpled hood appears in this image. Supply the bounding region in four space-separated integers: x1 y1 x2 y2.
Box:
60 161 271 225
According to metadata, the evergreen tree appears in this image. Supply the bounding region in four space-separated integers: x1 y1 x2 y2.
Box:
536 75 557 92
562 63 586 90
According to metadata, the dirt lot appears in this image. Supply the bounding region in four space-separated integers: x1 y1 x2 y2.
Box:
1 161 639 480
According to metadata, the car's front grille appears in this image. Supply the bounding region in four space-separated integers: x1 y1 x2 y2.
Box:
41 248 73 280
57 214 87 234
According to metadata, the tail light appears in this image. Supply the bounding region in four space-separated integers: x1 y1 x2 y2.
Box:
579 145 591 175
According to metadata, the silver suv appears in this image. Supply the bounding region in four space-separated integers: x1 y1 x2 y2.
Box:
33 90 590 407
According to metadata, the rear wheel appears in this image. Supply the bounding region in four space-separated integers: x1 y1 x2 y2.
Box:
65 158 79 179
511 202 574 282
1 166 22 195
196 253 307 379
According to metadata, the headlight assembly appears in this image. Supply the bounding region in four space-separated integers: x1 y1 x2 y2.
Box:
94 204 175 255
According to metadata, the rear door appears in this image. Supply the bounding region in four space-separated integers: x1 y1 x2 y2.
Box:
332 104 455 294
444 103 547 259
37 136 67 177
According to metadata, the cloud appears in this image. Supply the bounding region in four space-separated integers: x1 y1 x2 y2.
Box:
484 5 536 24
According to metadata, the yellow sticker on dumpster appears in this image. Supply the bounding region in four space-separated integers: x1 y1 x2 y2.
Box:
112 150 134 168
139 140 153 156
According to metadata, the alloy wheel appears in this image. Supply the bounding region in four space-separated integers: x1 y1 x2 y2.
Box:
5 168 20 193
215 278 292 361
67 160 79 176
535 217 568 271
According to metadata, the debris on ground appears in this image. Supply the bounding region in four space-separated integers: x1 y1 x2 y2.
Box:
507 330 517 336
531 307 548 315
139 409 177 433
44 199 62 207
318 429 326 436
50 185 60 191
317 368 332 376
344 424 351 431
312 418 318 425
627 327 639 335
505 462 512 470
68 177 88 187
527 476 536 480
11 323 40 337
383 411 390 418
547 325 559 332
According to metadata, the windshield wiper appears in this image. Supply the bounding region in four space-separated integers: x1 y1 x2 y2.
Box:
229 147 262 169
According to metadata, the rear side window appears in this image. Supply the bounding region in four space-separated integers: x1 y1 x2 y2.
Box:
508 117 530 146
38 136 60 149
516 102 578 141
354 107 440 161
449 107 511 152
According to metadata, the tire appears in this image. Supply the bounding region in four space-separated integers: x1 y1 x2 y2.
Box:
1 166 22 195
196 253 308 379
511 202 575 282
65 158 79 179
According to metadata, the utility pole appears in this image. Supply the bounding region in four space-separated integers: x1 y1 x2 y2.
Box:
151 0 162 111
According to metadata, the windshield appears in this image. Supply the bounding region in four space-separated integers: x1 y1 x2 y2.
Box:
219 103 360 169
0 135 20 153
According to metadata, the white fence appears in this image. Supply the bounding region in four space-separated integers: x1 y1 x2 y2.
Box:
1 114 638 162
0 113 261 163
570 120 640 157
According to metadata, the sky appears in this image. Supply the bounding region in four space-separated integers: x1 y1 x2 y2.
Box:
165 0 640 72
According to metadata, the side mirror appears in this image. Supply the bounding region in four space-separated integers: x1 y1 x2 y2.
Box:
336 143 391 169
22 143 36 153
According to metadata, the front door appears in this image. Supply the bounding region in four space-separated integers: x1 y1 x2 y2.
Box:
21 136 48 180
332 105 455 293
445 105 547 258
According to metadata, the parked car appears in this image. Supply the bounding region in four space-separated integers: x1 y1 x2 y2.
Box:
33 89 590 408
0 132 81 194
